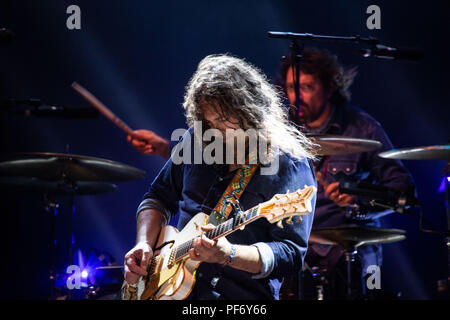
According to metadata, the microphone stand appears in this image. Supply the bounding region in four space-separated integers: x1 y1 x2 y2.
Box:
286 40 303 124
275 38 304 299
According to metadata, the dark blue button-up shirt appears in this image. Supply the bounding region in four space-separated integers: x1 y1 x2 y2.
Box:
138 129 317 299
303 104 415 268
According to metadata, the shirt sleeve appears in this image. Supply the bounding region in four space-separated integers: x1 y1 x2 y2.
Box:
254 156 317 279
251 242 275 279
136 131 189 221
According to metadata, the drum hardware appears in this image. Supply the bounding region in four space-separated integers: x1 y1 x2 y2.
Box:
307 134 382 156
309 225 406 299
3 98 99 118
0 152 145 299
0 27 14 44
379 144 450 161
339 181 419 217
380 144 450 296
304 263 327 301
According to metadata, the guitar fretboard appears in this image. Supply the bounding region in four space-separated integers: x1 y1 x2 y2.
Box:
174 205 260 261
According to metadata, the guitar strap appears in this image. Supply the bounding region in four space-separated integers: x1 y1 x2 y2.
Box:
208 149 259 226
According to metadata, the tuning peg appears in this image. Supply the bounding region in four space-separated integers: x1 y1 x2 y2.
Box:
276 220 284 228
286 216 293 225
296 216 303 223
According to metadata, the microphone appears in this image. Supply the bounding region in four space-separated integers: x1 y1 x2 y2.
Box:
360 44 424 62
0 28 15 44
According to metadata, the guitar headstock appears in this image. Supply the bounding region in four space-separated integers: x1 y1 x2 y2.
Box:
258 185 316 228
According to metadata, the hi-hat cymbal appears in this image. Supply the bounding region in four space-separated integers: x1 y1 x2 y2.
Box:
309 224 406 250
0 176 117 195
379 145 450 160
306 134 382 155
0 152 146 182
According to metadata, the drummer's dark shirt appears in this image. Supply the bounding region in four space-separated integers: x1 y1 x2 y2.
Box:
301 104 415 270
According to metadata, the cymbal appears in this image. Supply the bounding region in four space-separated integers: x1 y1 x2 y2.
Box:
306 134 382 155
0 152 146 182
309 224 406 250
379 145 450 160
0 176 117 195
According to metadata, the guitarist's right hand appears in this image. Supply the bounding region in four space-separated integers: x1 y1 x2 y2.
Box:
124 241 153 284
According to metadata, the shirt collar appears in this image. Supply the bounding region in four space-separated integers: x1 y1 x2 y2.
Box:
302 105 343 135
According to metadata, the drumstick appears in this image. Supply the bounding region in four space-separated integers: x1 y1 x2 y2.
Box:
71 82 135 137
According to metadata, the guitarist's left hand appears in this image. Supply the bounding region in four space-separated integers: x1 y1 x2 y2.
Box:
188 224 231 265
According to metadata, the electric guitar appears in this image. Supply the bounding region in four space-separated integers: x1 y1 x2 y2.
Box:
136 185 316 300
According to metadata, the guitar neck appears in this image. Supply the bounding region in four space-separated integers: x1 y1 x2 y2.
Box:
174 205 261 261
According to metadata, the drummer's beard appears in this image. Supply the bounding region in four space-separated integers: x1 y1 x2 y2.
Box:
291 101 326 126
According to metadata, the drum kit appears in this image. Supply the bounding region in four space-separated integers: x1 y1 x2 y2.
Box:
292 138 450 300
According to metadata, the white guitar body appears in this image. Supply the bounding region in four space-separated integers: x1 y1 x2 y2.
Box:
135 185 317 300
137 212 209 300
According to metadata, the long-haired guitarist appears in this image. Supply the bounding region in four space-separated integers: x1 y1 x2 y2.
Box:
123 54 317 300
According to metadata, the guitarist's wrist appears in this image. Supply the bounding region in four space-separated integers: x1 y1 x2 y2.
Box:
223 244 237 266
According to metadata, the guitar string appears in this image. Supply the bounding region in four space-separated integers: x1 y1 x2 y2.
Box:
173 206 259 261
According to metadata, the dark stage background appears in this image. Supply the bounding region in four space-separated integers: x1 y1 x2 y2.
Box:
0 0 449 299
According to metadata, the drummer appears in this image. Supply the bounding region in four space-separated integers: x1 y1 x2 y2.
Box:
127 48 416 299
278 47 415 299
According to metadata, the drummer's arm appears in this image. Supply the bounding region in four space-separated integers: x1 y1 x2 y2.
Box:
127 129 170 159
353 123 416 219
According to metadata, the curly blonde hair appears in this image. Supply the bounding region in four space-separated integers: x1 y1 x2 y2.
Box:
183 54 317 162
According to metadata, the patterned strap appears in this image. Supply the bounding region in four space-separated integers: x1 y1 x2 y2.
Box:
208 152 259 226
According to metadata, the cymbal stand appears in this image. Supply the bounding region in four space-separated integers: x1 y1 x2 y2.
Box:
61 177 77 300
441 162 450 295
310 265 327 300
344 249 357 299
43 194 59 300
